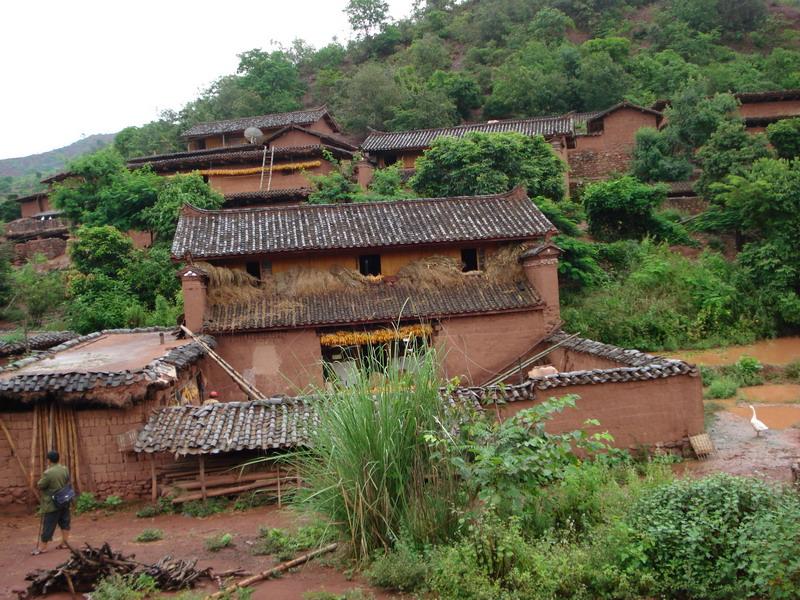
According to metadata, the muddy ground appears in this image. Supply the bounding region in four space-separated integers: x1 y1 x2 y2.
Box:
0 505 398 599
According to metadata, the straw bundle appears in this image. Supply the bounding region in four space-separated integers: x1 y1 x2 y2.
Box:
199 161 321 177
395 256 464 290
483 243 527 285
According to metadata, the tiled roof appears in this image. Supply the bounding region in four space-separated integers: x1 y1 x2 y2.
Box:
13 191 48 204
205 277 541 332
172 187 555 259
0 331 78 358
361 115 575 152
449 331 698 405
224 188 311 207
134 398 317 454
128 144 352 173
0 328 214 407
182 107 336 138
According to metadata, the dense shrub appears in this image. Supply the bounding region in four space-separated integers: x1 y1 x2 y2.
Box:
767 117 800 159
365 539 429 593
624 474 800 599
254 522 337 560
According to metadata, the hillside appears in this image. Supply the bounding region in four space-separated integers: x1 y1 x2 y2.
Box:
0 133 115 178
112 0 800 158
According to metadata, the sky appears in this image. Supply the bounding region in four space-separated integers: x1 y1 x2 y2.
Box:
0 0 416 160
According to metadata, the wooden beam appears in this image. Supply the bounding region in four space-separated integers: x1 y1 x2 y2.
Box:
199 455 207 501
0 416 40 501
150 456 157 502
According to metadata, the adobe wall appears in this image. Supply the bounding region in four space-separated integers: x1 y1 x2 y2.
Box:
307 119 337 135
0 399 168 505
436 309 548 386
20 196 51 219
14 237 67 263
569 109 659 184
126 229 153 249
738 100 800 119
208 330 324 398
209 161 334 194
270 129 326 148
497 374 704 449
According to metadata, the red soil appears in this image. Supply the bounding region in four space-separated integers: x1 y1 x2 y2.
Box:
0 505 399 599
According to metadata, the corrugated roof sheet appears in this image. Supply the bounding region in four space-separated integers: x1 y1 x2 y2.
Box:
361 115 574 152
205 277 542 332
171 187 555 259
182 107 334 138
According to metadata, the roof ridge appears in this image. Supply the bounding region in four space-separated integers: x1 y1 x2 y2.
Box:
184 106 327 130
363 114 572 138
181 186 526 216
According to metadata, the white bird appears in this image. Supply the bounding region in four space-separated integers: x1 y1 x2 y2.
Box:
749 405 769 437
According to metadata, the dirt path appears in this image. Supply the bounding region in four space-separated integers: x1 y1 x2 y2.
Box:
0 505 397 599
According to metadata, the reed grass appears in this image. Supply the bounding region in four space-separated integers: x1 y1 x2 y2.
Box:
294 343 462 561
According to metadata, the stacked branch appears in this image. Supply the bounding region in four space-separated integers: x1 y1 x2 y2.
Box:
168 467 298 504
20 543 212 598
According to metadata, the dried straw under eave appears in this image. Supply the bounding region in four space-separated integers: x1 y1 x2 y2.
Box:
201 242 530 309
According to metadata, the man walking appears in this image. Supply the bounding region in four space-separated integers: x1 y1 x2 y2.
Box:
32 450 71 555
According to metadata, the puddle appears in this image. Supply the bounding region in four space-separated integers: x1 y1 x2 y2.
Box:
738 384 800 404
665 336 800 366
726 404 800 430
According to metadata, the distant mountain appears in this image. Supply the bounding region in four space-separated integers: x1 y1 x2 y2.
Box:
0 133 116 178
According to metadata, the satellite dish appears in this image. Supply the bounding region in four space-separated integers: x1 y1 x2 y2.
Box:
244 127 264 144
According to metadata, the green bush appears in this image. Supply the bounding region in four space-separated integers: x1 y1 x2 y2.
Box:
704 376 739 399
254 522 337 560
75 492 100 515
205 532 234 552
91 573 158 600
304 590 374 600
624 474 800 599
365 539 429 592
135 497 174 518
785 360 800 382
104 495 123 510
135 528 163 542
180 498 228 518
730 355 763 386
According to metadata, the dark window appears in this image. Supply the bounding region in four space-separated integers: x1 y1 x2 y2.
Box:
384 154 398 166
245 261 261 280
261 260 273 275
461 248 479 272
358 254 382 276
195 139 206 150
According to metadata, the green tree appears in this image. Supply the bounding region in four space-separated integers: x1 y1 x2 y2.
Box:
69 225 134 277
695 120 772 198
630 128 693 182
142 173 224 243
337 63 404 133
235 49 305 113
114 115 182 160
575 51 629 111
7 259 66 330
411 132 566 200
663 85 739 152
387 86 459 130
66 273 143 333
766 118 800 160
345 0 390 37
529 8 574 45
427 71 481 119
583 177 674 241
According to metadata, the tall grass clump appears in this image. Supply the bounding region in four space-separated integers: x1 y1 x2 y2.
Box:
296 343 461 561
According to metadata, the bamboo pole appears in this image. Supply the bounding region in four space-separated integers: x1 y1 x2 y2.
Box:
150 456 157 502
205 543 338 599
199 455 207 501
484 332 582 387
0 417 40 501
29 405 38 492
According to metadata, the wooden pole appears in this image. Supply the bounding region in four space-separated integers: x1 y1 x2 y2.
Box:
484 332 582 387
199 455 207 501
29 405 38 492
150 456 157 502
205 543 338 599
0 417 40 500
277 466 282 508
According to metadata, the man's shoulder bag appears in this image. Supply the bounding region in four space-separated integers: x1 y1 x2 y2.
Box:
52 482 75 509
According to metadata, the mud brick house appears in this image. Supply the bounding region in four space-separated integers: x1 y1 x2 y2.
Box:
453 331 703 451
361 114 575 173
0 328 213 504
135 330 703 459
567 101 664 190
4 192 70 264
127 106 370 207
653 89 800 134
171 186 567 395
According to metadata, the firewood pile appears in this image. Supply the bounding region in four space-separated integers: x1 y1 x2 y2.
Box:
19 543 212 598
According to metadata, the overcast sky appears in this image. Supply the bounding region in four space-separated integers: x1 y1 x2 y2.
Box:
0 0 415 160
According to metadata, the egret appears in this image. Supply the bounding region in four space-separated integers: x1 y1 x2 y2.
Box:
749 404 769 437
